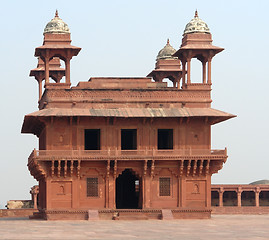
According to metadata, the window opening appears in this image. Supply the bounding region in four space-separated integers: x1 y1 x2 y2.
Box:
121 129 137 150
158 129 173 149
87 177 98 197
159 177 171 196
85 129 100 150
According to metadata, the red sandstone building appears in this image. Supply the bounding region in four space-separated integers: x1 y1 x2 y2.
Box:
22 11 235 220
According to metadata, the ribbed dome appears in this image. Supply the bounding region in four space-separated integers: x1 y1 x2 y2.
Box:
44 10 70 34
156 39 177 60
183 10 210 35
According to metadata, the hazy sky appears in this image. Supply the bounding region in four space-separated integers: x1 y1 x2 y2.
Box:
0 0 268 208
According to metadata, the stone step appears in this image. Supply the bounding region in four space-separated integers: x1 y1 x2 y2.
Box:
88 210 99 220
161 209 174 220
117 215 148 220
29 212 43 220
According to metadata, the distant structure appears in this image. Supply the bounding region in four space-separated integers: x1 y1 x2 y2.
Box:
211 180 269 214
22 11 235 220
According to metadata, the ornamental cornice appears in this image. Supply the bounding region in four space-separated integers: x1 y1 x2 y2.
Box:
44 89 210 100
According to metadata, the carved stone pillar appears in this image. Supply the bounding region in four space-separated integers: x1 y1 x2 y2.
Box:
237 187 242 207
255 188 261 207
207 58 212 84
30 185 39 209
187 59 191 84
202 60 206 84
182 61 186 86
113 160 117 209
38 78 42 101
33 194 38 209
105 160 110 208
219 187 224 207
142 160 148 208
65 58 71 84
45 55 50 85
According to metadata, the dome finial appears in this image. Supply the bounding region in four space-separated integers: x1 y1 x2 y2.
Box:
55 9 59 18
195 9 198 18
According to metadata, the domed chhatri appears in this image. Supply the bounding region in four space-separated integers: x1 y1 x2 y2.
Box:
156 39 177 60
183 10 210 35
44 10 70 34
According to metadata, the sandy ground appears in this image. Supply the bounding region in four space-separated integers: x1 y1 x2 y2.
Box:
0 215 268 240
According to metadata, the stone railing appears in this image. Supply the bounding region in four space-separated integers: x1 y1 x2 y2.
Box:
28 148 227 162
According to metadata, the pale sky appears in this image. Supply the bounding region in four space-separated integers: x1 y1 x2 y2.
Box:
0 0 268 208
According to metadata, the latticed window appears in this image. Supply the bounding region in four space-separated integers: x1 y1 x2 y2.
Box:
159 177 171 196
87 178 98 197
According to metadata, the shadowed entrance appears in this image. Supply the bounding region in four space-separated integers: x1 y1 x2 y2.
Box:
116 169 141 209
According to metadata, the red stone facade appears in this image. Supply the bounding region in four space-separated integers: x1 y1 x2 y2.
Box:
22 11 235 220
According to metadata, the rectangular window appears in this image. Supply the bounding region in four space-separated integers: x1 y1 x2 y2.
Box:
87 178 98 197
85 129 100 150
158 129 173 149
159 177 171 196
121 129 137 150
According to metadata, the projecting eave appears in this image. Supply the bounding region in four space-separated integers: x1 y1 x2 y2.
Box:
21 115 45 137
34 45 81 58
21 107 235 134
173 45 224 58
146 69 182 78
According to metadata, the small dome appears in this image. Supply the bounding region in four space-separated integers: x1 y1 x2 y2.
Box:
156 39 177 60
44 10 70 34
183 10 210 35
250 180 269 185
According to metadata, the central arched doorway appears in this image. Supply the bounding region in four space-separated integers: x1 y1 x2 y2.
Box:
116 169 141 209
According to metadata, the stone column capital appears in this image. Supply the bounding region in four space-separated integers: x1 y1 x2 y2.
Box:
237 187 242 194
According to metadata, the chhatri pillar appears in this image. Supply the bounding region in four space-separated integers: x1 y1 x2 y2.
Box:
30 57 65 101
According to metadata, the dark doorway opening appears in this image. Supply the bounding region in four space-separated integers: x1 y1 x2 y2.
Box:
158 129 173 149
260 191 269 206
211 191 219 206
223 191 237 206
242 191 255 206
85 129 100 150
116 169 141 209
121 129 137 150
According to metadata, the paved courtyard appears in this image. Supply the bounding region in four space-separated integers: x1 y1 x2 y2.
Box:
0 215 268 240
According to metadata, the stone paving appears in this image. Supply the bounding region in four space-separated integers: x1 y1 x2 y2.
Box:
0 215 269 240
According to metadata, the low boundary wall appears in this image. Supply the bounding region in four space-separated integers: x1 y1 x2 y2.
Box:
0 209 38 218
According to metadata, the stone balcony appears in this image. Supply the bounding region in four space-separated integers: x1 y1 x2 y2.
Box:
28 148 227 162
28 148 227 180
